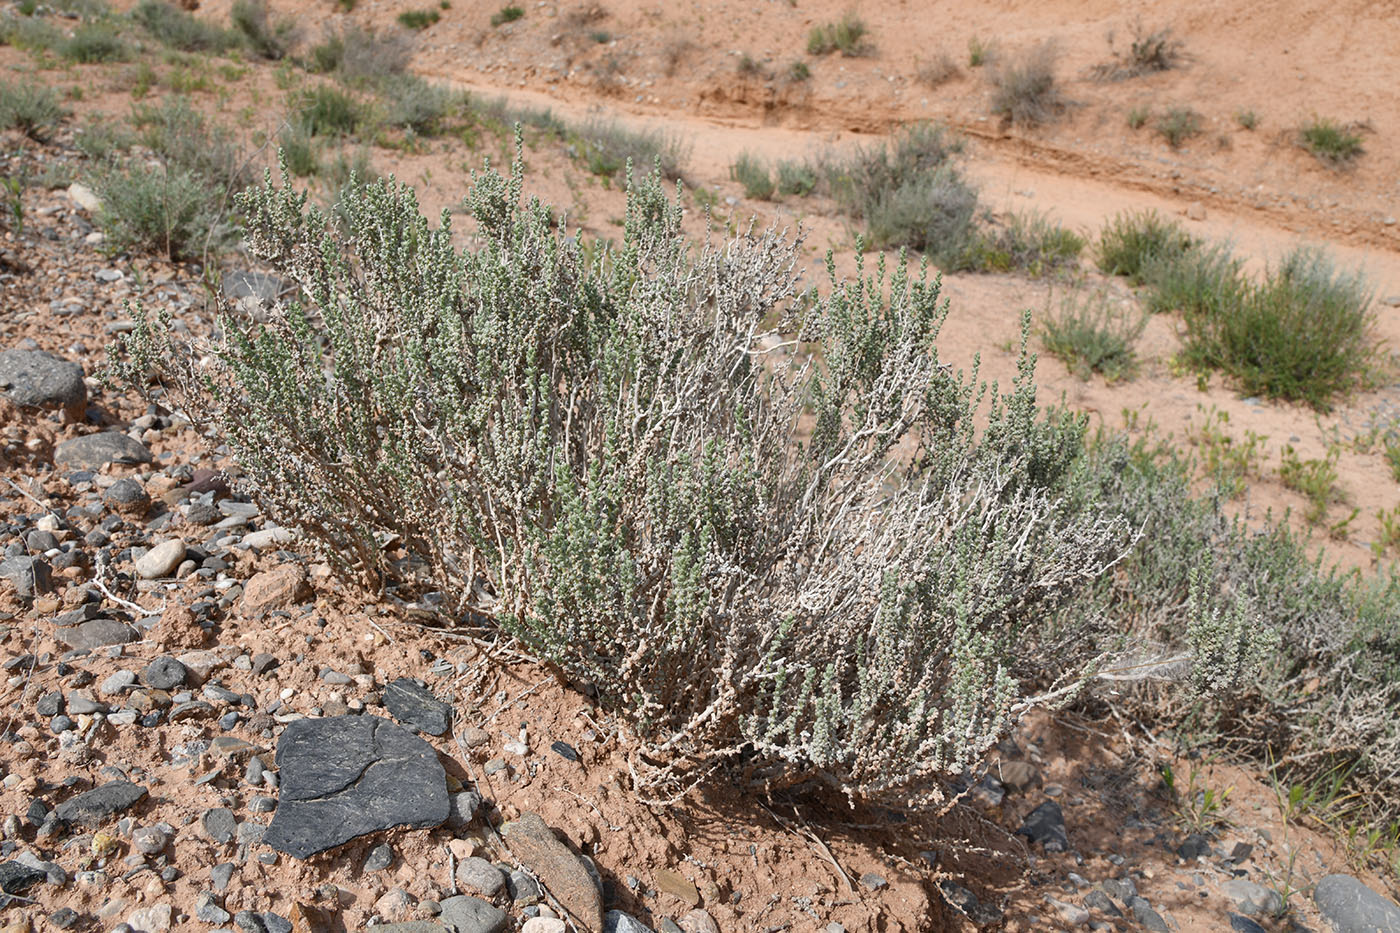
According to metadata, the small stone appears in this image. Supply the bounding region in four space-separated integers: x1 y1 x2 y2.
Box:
1223 879 1283 917
1016 800 1068 852
132 826 168 855
54 433 153 470
507 869 542 905
238 565 311 616
1229 914 1268 933
0 859 47 897
100 670 137 696
446 790 483 829
364 844 394 872
859 872 887 891
0 349 86 421
375 889 417 923
1177 832 1210 860
234 910 267 933
438 896 508 933
1048 897 1089 926
126 903 172 933
678 910 718 933
1313 874 1400 933
455 857 505 898
0 556 53 598
49 909 80 930
103 479 151 517
196 893 231 925
550 740 579 762
202 808 237 844
1128 897 1169 933
135 539 186 579
384 677 453 736
67 182 101 212
522 920 568 933
55 781 147 826
60 618 138 651
211 863 235 891
141 657 187 690
1083 889 1121 917
655 868 700 907
604 912 653 933
999 760 1039 794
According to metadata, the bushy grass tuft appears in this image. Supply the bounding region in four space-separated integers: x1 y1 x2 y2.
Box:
130 96 250 192
806 12 870 57
231 0 295 60
964 211 1084 276
308 25 412 83
576 118 686 183
863 166 979 259
730 152 774 200
295 85 364 137
1178 247 1374 409
1156 106 1203 148
0 80 67 143
1140 241 1242 316
990 43 1064 127
399 8 441 29
277 123 320 177
62 24 133 63
74 119 134 160
775 159 817 196
1279 444 1344 525
133 0 237 52
488 5 521 26
916 51 959 88
1091 22 1183 81
1041 288 1145 382
1299 117 1363 165
1095 209 1192 283
91 161 232 260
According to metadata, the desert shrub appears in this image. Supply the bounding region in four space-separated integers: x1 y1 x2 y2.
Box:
822 121 961 213
1140 241 1243 316
295 85 363 136
1179 247 1374 409
1236 109 1258 130
1095 209 1191 283
729 152 773 200
787 60 810 82
1126 105 1149 129
1299 117 1363 165
488 5 521 26
864 166 979 262
1156 107 1202 148
115 154 1143 804
62 24 132 62
990 43 1064 127
130 96 251 192
277 123 319 177
806 12 869 56
965 211 1084 276
308 24 412 82
1279 444 1344 525
379 75 461 135
576 118 685 183
967 35 993 67
916 51 959 87
1 175 22 234
775 159 816 196
1060 429 1400 819
1091 22 1183 80
74 119 134 159
133 0 237 51
399 8 441 29
0 15 64 52
91 161 232 260
1041 288 1145 381
231 0 295 59
0 80 67 142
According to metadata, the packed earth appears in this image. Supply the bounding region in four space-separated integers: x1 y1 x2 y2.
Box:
3 0 1400 930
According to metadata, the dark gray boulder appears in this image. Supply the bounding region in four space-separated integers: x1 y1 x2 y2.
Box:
1314 874 1400 933
54 432 152 470
0 349 86 421
263 715 448 858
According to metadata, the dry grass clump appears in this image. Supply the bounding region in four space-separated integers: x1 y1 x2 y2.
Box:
1090 21 1184 81
990 43 1065 127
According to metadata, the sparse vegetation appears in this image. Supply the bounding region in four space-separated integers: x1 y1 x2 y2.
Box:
399 8 442 30
965 211 1085 276
0 80 67 143
1127 105 1149 129
576 118 686 183
787 60 810 82
1178 247 1375 409
307 25 412 84
1091 21 1183 81
1141 241 1243 316
62 24 132 63
379 75 462 136
295 85 364 137
1095 209 1192 283
967 36 992 67
1156 106 1203 148
806 12 870 57
1041 288 1146 382
775 159 816 196
133 0 237 52
231 0 295 60
990 43 1065 127
1299 117 1364 165
916 51 959 88
729 152 774 200
1236 109 1258 130
489 5 522 26
91 162 232 260
1187 406 1268 498
1279 445 1345 525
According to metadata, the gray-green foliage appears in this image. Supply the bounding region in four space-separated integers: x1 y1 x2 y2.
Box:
0 80 67 142
116 151 1137 803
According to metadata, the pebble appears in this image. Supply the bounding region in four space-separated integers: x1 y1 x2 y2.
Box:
202 808 237 844
141 657 187 690
455 857 506 897
211 863 235 891
364 843 394 872
134 539 186 579
100 670 137 696
131 826 168 855
195 893 231 925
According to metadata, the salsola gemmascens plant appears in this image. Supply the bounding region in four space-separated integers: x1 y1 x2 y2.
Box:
113 148 1137 803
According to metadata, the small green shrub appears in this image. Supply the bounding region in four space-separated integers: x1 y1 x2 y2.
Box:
17 0 38 15
1279 445 1344 525
966 211 1084 276
1041 288 1145 382
729 152 774 200
1384 438 1400 483
990 43 1064 127
576 118 686 183
62 25 133 63
806 12 869 57
231 0 295 60
1 175 23 234
378 76 461 136
1187 405 1268 499
1091 22 1183 81
278 123 319 177
787 60 810 82
296 85 363 136
131 95 251 192
1095 209 1191 283
0 16 63 53
74 119 134 159
1156 106 1203 148
488 5 521 26
399 8 441 29
967 36 993 67
1127 106 1150 129
1236 109 1258 130
775 159 816 196
864 166 979 261
308 25 411 83
91 161 232 260
133 0 237 51
1299 117 1363 165
115 155 1135 805
1179 247 1374 409
1141 242 1244 316
0 81 67 142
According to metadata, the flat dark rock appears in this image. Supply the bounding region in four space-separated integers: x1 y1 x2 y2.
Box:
54 432 152 470
57 619 137 651
383 678 453 736
0 859 47 896
438 895 508 933
1314 874 1400 933
0 555 52 598
1015 800 1069 852
0 349 86 420
264 715 448 859
54 780 147 826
